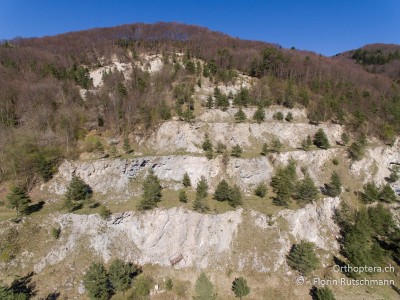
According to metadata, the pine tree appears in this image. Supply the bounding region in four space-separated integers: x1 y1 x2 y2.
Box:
312 286 336 300
6 186 31 217
123 137 132 154
108 259 138 292
260 143 269 155
387 165 399 183
182 172 191 187
232 277 250 299
313 128 330 149
64 175 92 212
324 172 342 197
196 176 208 200
359 182 380 203
231 144 243 157
271 138 283 153
271 160 297 206
202 133 213 152
287 241 319 275
253 107 265 123
83 262 112 300
285 112 293 122
234 108 246 122
214 180 231 201
295 174 319 205
193 273 216 300
229 185 242 208
379 184 396 203
138 170 162 210
179 189 188 203
206 95 214 109
254 182 267 198
216 142 227 154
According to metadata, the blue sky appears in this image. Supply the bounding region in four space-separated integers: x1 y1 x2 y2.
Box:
0 0 399 56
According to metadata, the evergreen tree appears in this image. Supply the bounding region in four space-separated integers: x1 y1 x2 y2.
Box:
253 107 265 123
231 144 243 157
324 172 342 197
234 108 246 122
301 135 313 151
387 165 399 183
138 170 162 210
83 262 112 300
6 186 31 217
379 184 396 203
260 143 269 156
123 137 132 154
313 128 330 149
206 95 214 109
271 160 297 206
64 175 92 212
232 277 250 299
196 176 208 200
311 286 336 300
108 259 139 292
287 241 319 275
229 185 242 208
193 273 216 300
359 182 380 203
202 133 213 153
285 112 293 122
214 180 231 201
179 189 188 203
182 172 191 187
295 174 319 205
216 142 227 154
254 182 267 198
271 138 283 153
273 111 284 121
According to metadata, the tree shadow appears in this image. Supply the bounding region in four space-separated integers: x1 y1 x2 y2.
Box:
9 272 36 297
25 201 45 215
44 292 60 299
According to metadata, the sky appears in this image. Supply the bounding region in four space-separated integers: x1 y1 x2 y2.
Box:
0 0 399 56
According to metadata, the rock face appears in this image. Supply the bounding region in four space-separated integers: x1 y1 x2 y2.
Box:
34 198 340 273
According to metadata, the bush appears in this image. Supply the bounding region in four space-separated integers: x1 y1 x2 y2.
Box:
179 189 188 203
379 184 397 203
123 137 133 154
99 205 111 220
271 138 283 153
285 112 293 122
51 227 61 239
387 165 399 183
129 274 153 299
260 143 269 155
287 241 319 275
193 273 216 300
202 133 213 152
232 277 250 299
341 132 349 145
313 128 330 149
83 262 112 300
311 286 336 300
216 142 227 154
348 134 367 161
332 158 339 165
165 277 173 291
301 135 313 151
254 182 267 198
231 144 243 157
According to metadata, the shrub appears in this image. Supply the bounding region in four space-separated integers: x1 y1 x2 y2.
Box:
313 128 330 149
387 165 399 183
332 158 339 165
311 286 336 300
99 205 111 220
287 241 319 275
254 183 267 198
51 227 61 239
129 274 153 299
301 135 313 151
202 133 213 152
216 142 227 154
123 137 133 154
232 277 250 299
271 138 283 153
165 277 173 291
379 184 396 203
341 132 349 145
260 143 269 155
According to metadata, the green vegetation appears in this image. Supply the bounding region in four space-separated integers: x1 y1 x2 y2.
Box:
232 277 250 299
123 137 133 154
387 165 399 183
64 175 93 212
193 176 209 212
260 143 269 155
313 128 330 149
178 189 188 203
300 135 313 150
202 133 214 159
254 182 267 198
348 134 367 161
99 205 111 220
323 172 342 197
295 173 319 205
253 107 265 123
271 160 297 206
138 170 162 210
6 186 31 217
182 172 191 187
108 259 140 292
311 286 336 300
285 112 293 122
51 227 61 239
128 274 153 299
231 144 243 157
83 262 112 300
214 180 242 207
193 272 216 300
287 241 319 275
352 48 400 65
271 138 283 153
234 108 246 122
273 111 284 121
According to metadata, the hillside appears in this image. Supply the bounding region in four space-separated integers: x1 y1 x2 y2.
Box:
0 23 400 299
